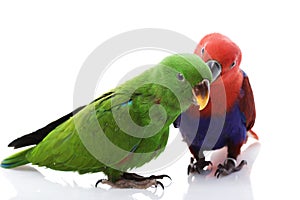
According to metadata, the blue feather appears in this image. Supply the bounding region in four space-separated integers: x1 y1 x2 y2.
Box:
121 100 133 107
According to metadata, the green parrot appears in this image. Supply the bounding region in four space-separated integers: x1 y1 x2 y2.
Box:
1 54 212 189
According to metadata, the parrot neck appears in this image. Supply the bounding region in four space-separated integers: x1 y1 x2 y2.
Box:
187 70 243 117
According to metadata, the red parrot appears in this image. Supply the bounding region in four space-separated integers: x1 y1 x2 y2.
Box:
174 33 258 177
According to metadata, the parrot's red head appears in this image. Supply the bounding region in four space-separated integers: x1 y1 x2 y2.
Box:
195 33 242 82
188 33 244 116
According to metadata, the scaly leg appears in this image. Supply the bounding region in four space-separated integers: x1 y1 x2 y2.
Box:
187 151 212 175
214 142 247 178
96 173 171 189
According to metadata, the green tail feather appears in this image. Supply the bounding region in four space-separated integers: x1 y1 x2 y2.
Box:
1 147 33 169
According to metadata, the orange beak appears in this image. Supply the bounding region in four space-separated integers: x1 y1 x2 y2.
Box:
192 79 210 110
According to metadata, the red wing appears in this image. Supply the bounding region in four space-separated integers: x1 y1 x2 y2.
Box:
239 73 256 131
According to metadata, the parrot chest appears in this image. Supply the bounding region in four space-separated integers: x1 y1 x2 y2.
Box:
179 101 247 152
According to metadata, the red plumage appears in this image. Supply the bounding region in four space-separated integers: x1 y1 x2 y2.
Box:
175 33 258 176
195 33 242 113
194 33 256 135
239 76 256 131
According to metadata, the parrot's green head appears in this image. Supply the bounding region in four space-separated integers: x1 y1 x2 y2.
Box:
158 54 212 111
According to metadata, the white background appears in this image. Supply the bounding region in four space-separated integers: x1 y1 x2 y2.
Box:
1 0 299 199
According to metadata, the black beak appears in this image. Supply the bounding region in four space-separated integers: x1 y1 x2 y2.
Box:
206 60 222 82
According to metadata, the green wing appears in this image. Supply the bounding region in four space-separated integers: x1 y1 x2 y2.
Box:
26 84 170 174
25 91 118 173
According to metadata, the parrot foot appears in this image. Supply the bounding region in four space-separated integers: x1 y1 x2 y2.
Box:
214 158 247 178
187 157 213 175
96 173 171 189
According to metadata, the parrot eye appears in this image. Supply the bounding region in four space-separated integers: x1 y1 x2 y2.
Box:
230 61 237 68
177 73 185 81
201 47 205 55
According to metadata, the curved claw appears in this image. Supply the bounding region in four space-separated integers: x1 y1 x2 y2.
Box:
214 159 247 178
149 174 172 181
95 179 104 188
215 171 219 178
187 157 213 175
190 157 195 164
156 181 164 190
187 164 192 175
215 166 225 178
207 161 213 166
187 157 195 175
233 160 247 172
162 175 172 181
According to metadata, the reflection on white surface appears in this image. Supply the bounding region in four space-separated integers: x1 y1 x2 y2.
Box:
1 166 163 200
184 142 260 200
0 141 260 200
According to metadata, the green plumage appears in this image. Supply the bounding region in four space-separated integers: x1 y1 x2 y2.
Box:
2 54 212 182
